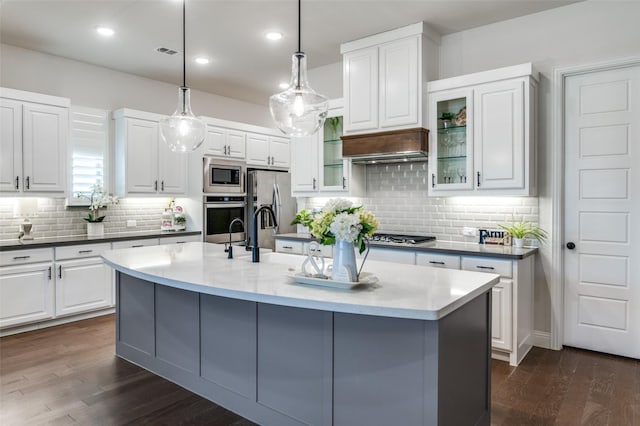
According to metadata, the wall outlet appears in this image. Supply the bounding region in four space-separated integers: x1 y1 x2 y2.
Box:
463 227 476 237
126 220 137 228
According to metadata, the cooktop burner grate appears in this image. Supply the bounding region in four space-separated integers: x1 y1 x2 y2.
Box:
370 233 436 245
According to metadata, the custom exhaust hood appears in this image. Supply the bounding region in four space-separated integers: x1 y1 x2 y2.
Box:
341 128 429 164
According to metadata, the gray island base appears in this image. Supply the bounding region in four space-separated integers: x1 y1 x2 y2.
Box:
104 244 498 426
117 275 491 426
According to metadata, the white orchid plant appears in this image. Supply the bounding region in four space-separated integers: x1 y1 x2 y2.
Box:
292 198 378 254
76 184 119 223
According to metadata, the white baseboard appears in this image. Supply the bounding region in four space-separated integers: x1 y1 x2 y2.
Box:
532 330 552 349
0 308 115 337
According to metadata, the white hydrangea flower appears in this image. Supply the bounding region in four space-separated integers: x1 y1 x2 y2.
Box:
322 198 353 214
330 212 362 242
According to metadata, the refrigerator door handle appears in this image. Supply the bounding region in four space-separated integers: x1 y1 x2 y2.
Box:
274 184 282 234
272 183 279 232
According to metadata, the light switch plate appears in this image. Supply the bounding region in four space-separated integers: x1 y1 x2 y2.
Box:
126 219 137 227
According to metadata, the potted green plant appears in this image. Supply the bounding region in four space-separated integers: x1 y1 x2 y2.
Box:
75 184 119 237
327 117 341 140
173 215 186 231
498 219 547 248
439 112 455 128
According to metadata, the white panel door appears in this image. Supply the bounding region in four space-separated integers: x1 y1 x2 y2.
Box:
204 126 226 157
158 141 187 194
343 47 378 133
269 137 290 169
56 258 113 316
126 118 158 193
0 99 22 192
474 79 525 190
0 262 54 328
22 102 68 193
564 64 640 358
246 133 269 166
290 134 318 193
379 36 419 129
227 130 246 159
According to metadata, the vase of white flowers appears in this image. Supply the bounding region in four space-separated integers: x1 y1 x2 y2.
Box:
292 199 378 282
76 184 119 237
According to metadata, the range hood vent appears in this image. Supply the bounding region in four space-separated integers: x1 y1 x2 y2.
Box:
342 128 429 164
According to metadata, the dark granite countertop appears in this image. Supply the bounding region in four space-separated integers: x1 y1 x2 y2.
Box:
0 230 202 251
274 233 537 260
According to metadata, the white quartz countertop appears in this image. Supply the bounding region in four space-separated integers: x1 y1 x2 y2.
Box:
102 242 500 321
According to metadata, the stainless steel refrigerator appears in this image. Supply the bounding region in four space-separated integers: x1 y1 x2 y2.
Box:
246 169 297 250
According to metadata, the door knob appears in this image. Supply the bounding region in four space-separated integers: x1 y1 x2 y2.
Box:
566 242 576 250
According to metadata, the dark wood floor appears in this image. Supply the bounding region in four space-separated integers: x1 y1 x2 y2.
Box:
1 315 638 425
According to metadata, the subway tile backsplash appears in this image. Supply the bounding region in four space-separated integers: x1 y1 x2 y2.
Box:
299 163 540 242
0 198 168 240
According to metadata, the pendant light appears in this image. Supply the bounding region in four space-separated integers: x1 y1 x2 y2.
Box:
159 0 206 153
269 0 328 137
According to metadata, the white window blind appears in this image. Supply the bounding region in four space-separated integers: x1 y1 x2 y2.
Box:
67 106 109 206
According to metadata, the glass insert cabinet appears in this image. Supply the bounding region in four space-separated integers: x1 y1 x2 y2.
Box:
428 89 473 191
321 112 347 191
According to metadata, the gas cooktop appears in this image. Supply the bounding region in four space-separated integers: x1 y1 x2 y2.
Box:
369 233 436 245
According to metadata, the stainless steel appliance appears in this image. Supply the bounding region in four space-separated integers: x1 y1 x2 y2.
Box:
203 157 245 194
370 233 436 245
247 169 296 250
203 195 246 244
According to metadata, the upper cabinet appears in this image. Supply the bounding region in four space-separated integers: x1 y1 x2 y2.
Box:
1 88 69 195
427 63 538 196
246 133 290 169
113 108 187 197
291 99 365 197
341 22 440 135
202 120 246 160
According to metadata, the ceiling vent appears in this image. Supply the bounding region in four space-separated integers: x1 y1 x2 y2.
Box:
155 47 179 56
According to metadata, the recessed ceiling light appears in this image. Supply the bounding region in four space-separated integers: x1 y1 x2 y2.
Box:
96 26 115 37
265 31 283 41
194 57 210 65
279 82 289 89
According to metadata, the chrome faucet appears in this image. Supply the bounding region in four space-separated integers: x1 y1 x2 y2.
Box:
225 217 245 259
251 205 277 263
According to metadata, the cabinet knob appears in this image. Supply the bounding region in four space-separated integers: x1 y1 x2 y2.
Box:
566 242 576 250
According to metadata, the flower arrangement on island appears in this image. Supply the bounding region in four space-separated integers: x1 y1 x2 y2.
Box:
76 184 119 223
292 198 379 254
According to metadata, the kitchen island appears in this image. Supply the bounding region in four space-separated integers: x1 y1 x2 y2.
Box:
102 242 500 426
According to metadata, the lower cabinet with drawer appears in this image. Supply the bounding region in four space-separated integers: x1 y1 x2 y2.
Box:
275 239 304 255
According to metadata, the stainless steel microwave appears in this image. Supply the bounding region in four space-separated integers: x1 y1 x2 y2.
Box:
203 157 245 194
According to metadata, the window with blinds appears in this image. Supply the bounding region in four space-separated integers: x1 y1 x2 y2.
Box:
67 106 109 206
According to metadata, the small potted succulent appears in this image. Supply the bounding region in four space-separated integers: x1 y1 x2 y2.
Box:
499 219 547 248
173 215 187 231
439 112 455 129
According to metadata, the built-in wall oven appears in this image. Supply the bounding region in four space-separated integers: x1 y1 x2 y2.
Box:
203 195 246 244
203 157 245 194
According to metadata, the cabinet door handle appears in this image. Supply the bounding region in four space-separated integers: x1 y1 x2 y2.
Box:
175 241 186 244
224 145 227 155
429 261 445 265
13 255 31 260
161 181 165 191
476 265 495 270
154 180 158 191
131 245 144 248
26 176 30 190
15 176 19 190
58 265 62 279
431 173 435 188
283 245 293 249
78 249 93 254
477 171 481 187
48 266 52 280
343 177 346 189
312 178 316 190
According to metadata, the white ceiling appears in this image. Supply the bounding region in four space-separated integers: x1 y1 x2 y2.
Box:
1 0 578 105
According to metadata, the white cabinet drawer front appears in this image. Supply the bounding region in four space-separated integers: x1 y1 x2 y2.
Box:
160 235 201 245
303 242 333 258
55 243 111 260
275 240 304 255
461 256 512 278
362 247 415 265
111 239 159 249
415 253 461 269
0 262 54 328
0 248 53 266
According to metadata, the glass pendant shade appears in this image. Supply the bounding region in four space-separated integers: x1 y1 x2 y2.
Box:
270 52 329 137
160 86 206 153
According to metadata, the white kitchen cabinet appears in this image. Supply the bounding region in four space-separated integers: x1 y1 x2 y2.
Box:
55 257 113 317
0 88 69 194
415 252 461 269
111 238 159 249
204 125 245 159
290 100 365 197
427 63 537 196
114 108 187 196
246 133 290 169
275 239 304 255
341 22 438 135
160 234 202 244
0 248 54 328
359 247 415 265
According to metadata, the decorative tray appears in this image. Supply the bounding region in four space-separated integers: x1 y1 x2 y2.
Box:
286 270 378 290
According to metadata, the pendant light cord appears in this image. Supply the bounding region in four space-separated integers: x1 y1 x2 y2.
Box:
296 0 301 89
182 0 186 88
297 0 301 53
